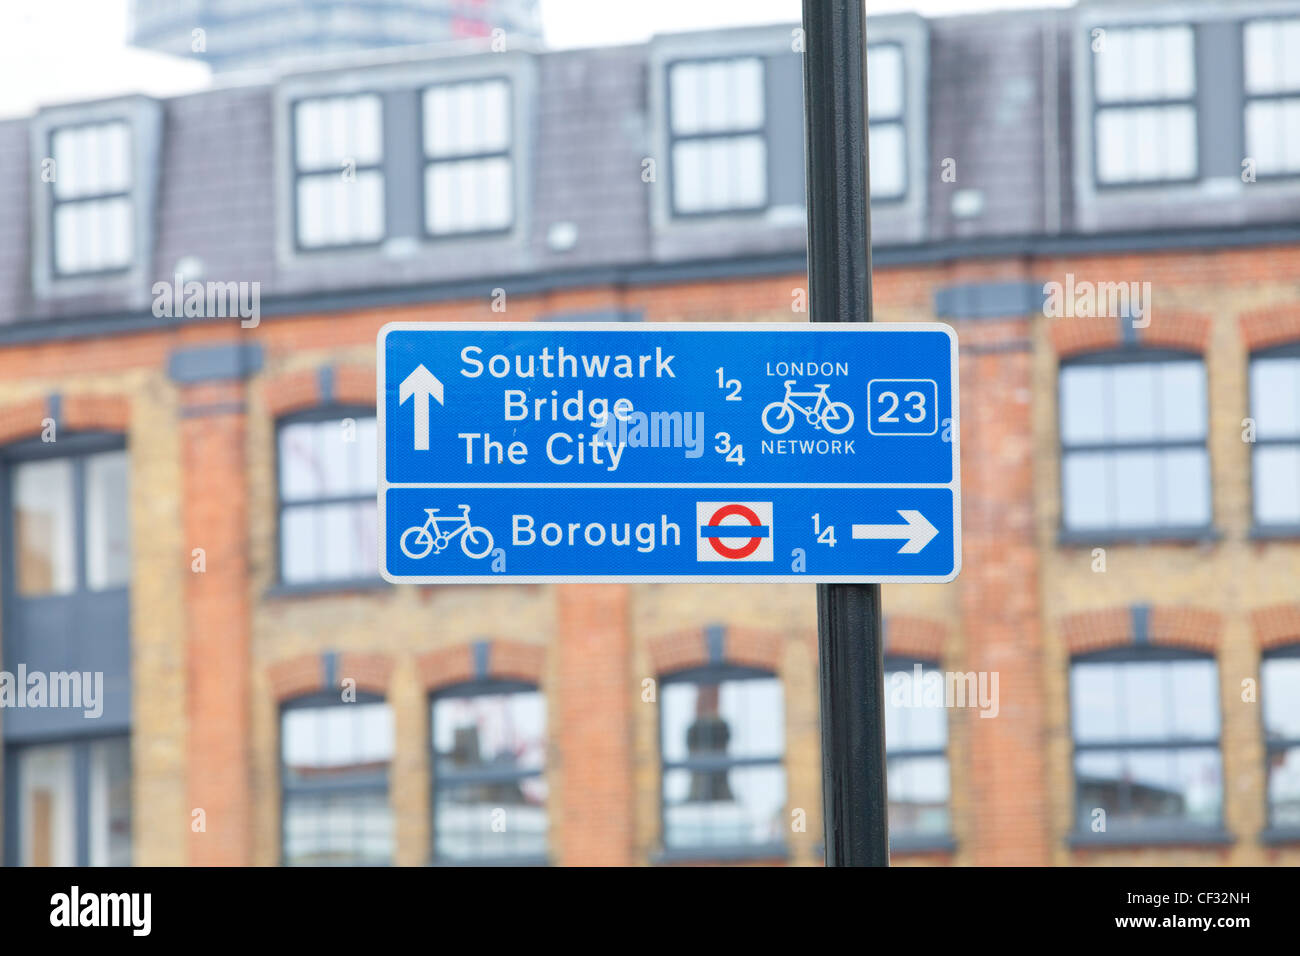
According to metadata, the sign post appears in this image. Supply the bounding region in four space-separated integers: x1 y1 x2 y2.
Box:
802 0 890 865
377 323 958 584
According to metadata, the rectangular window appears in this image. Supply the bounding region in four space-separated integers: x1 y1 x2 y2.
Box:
659 668 785 851
1262 651 1300 827
431 684 547 863
1092 25 1197 185
50 121 134 276
278 414 378 584
281 699 393 866
10 448 130 596
868 44 906 200
1250 352 1300 527
15 737 131 866
668 58 767 215
1244 18 1300 177
1071 654 1222 834
884 660 950 840
293 94 385 249
1059 356 1210 534
422 79 514 236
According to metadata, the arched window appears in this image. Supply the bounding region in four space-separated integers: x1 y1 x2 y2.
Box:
280 693 393 866
883 657 951 846
658 665 785 855
430 681 548 864
276 407 377 585
1261 646 1300 830
1069 646 1222 838
1058 350 1210 537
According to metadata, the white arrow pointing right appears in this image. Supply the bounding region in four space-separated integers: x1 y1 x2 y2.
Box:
399 364 444 451
851 510 939 554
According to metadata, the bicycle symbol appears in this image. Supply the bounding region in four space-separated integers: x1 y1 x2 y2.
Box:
400 504 494 560
761 381 854 435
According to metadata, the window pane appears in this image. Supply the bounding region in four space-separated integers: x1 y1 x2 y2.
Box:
1120 661 1170 740
282 701 393 785
1159 361 1206 440
295 94 382 170
1112 449 1159 527
661 675 783 763
88 737 132 867
1071 662 1119 742
1095 25 1195 103
1162 448 1211 527
17 744 77 866
1062 451 1109 530
423 80 511 158
663 764 785 849
1095 105 1196 184
434 777 548 862
867 44 903 119
54 197 133 274
1263 657 1300 740
1245 19 1300 95
1111 363 1157 441
1169 659 1219 739
887 755 950 836
52 122 131 199
424 156 513 234
1251 357 1300 439
669 58 763 135
432 689 546 775
280 501 377 583
1253 445 1300 525
884 664 947 750
869 122 906 199
85 450 130 590
1268 745 1300 826
672 135 766 213
1076 747 1221 830
1246 98 1300 176
283 791 391 866
296 169 384 248
1060 366 1108 445
12 458 76 596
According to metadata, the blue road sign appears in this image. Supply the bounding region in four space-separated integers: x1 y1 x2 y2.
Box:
378 322 960 583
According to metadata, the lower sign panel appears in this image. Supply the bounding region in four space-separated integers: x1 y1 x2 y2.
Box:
382 486 958 583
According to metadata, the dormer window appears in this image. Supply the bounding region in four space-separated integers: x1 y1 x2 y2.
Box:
1092 25 1197 185
667 57 767 215
50 121 133 276
422 78 514 236
1244 18 1300 178
292 93 385 249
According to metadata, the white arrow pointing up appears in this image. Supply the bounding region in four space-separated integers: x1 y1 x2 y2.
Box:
399 364 443 451
851 510 939 554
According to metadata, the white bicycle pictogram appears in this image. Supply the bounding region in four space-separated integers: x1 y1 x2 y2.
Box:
761 380 854 435
400 505 494 560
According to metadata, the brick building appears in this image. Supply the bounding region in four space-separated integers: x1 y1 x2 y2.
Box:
3 0 1300 866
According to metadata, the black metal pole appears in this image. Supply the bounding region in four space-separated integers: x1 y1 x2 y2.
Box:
802 0 889 866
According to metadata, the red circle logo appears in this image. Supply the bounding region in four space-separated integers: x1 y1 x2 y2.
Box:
705 504 765 559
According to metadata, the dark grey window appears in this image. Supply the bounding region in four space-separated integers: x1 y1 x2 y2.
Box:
421 79 513 236
49 121 134 277
277 410 377 584
430 682 548 863
667 57 767 215
867 43 906 200
292 94 385 249
884 658 950 840
280 695 393 865
8 736 131 866
1249 348 1300 527
1059 352 1210 535
1070 650 1222 835
1091 25 1197 185
1244 18 1300 178
659 665 785 852
1262 648 1300 828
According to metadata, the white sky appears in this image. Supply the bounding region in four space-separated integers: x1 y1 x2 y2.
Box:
0 0 1075 119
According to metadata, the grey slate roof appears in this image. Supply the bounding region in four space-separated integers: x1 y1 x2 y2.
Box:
2 0 1300 334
